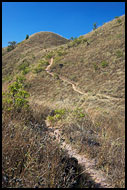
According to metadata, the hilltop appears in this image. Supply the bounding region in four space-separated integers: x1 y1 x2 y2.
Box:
2 15 125 188
2 32 69 79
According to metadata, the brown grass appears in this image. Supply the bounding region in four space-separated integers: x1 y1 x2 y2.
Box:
2 15 125 188
2 105 85 188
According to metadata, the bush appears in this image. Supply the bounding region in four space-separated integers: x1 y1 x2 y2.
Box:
22 67 30 75
2 76 30 112
73 108 85 119
18 60 30 75
115 16 119 19
33 60 49 74
67 37 87 48
101 61 108 68
33 67 43 73
70 37 74 40
57 50 67 56
45 51 54 59
117 19 122 24
18 60 29 71
7 41 17 52
93 23 97 30
116 50 123 58
39 59 49 67
47 108 66 122
25 34 29 40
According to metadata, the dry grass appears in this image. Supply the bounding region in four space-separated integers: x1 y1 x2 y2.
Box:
47 106 125 188
2 15 125 188
2 105 85 188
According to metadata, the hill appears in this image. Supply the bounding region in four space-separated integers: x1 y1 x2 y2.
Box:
2 32 69 80
2 15 125 188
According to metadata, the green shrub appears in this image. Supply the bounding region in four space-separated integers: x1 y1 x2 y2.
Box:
33 67 43 73
54 56 62 63
73 108 85 118
116 50 123 58
117 19 122 24
45 51 54 59
7 46 13 52
18 60 30 75
22 67 30 75
68 37 87 48
2 75 13 83
2 77 30 112
39 59 49 66
57 50 67 56
16 75 26 84
55 109 66 115
18 60 29 71
33 60 49 74
70 37 74 40
101 61 109 68
26 34 29 40
93 23 97 30
47 109 66 122
7 41 17 52
82 38 87 43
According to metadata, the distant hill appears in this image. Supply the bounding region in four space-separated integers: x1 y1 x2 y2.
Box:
2 32 69 78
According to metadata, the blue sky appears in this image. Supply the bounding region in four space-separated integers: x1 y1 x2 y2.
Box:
2 2 125 47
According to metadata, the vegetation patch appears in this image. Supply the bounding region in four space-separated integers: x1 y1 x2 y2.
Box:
56 49 67 56
53 73 59 80
33 66 43 74
117 19 122 24
33 60 49 74
116 50 123 58
93 63 99 70
101 61 109 68
2 75 29 112
7 41 17 52
38 59 49 67
47 108 66 123
67 37 87 48
73 108 85 119
2 104 86 188
18 60 30 75
45 51 55 59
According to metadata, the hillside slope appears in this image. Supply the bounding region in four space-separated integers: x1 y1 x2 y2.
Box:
2 32 69 80
2 15 125 188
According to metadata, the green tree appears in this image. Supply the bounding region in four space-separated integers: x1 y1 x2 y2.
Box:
93 23 97 30
26 34 29 40
115 16 119 19
70 37 74 40
7 41 17 52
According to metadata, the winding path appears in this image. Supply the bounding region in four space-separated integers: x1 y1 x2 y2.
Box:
45 120 112 188
45 58 113 188
46 58 84 95
46 58 123 101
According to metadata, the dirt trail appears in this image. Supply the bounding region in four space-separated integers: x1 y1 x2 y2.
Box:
46 58 84 95
45 120 112 188
46 58 123 101
45 58 113 188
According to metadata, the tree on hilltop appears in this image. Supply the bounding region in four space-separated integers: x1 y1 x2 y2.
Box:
7 41 17 52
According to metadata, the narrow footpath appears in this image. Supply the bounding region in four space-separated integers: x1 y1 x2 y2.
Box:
44 58 113 188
